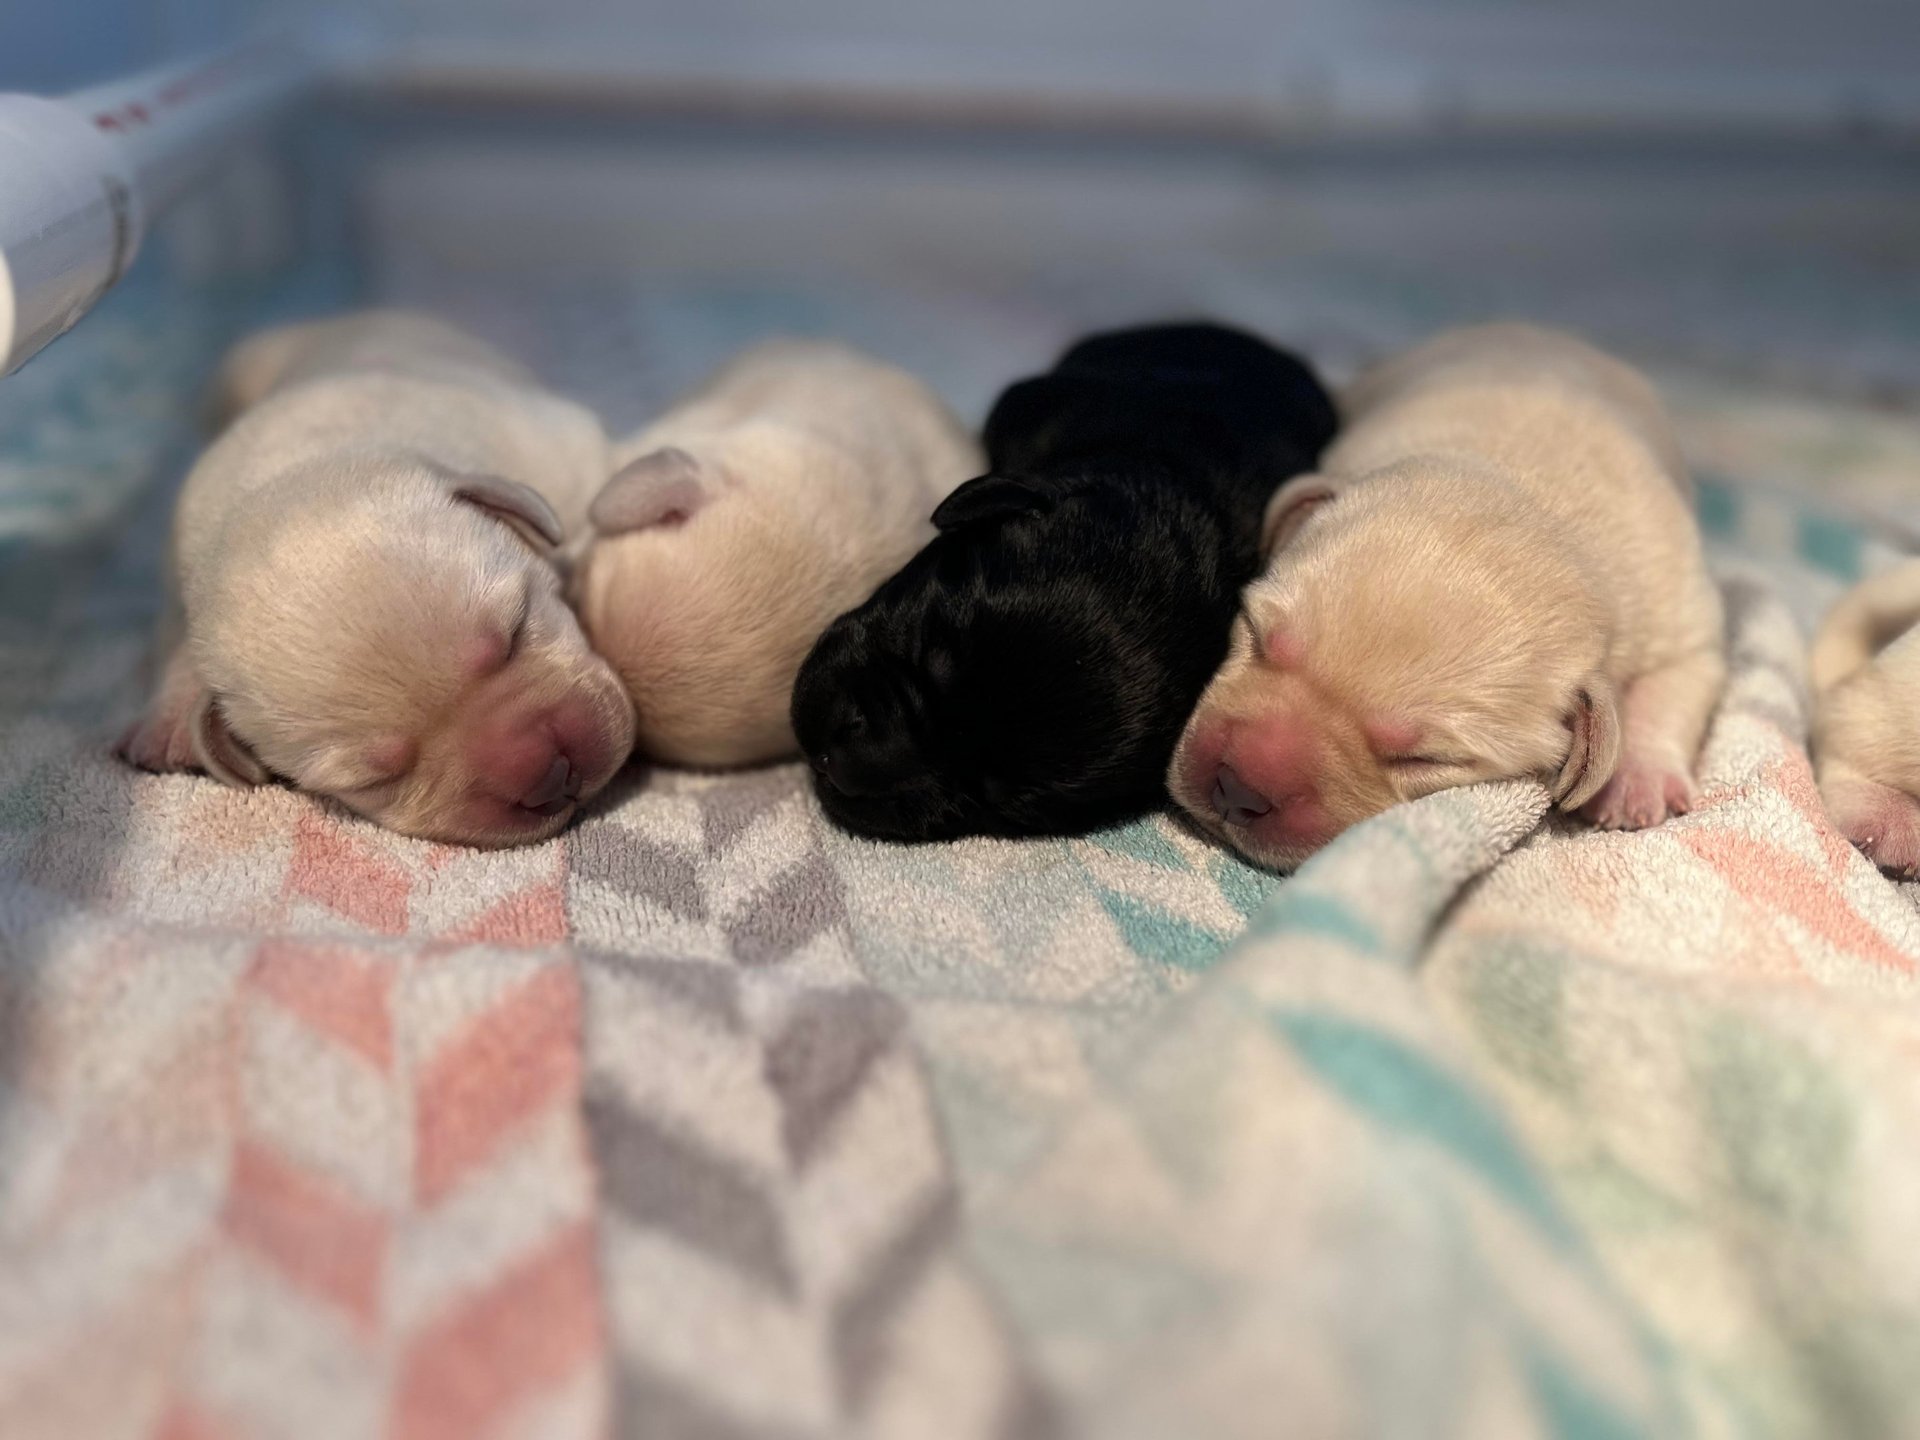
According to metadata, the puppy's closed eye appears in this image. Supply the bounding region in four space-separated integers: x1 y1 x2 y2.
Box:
1383 753 1466 770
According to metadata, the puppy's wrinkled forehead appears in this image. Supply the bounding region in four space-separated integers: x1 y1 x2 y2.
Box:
206 499 541 732
1250 486 1597 720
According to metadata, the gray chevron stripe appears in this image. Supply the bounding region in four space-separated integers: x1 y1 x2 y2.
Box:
587 1091 796 1296
574 826 709 920
699 768 810 852
620 1360 812 1440
831 1184 959 1414
725 851 846 966
764 988 906 1169
582 948 743 1032
572 760 1058 1439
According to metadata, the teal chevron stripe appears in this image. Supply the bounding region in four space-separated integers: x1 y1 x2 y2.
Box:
1795 510 1863 582
1694 476 1740 540
1096 890 1230 971
1250 889 1381 955
0 767 48 833
1274 1009 1574 1249
1524 1344 1649 1440
1089 819 1192 874
1211 853 1278 922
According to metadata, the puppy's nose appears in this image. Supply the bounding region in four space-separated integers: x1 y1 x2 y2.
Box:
1211 764 1273 827
519 755 579 815
813 746 868 797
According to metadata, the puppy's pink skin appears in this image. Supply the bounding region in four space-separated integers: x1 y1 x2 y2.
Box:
1811 563 1920 875
116 647 204 772
1177 715 1341 856
1823 774 1920 877
1222 714 1320 813
461 688 616 811
1263 624 1307 670
1362 716 1423 757
1583 755 1696 831
462 628 514 681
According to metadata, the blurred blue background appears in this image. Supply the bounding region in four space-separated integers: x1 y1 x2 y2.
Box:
4 1 1919 410
7 1 1919 126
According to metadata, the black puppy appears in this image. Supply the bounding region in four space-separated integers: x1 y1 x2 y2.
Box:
791 322 1337 840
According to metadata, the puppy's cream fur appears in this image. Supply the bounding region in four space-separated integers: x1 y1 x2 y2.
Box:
572 338 983 766
1170 323 1725 870
1811 561 1920 874
119 310 637 846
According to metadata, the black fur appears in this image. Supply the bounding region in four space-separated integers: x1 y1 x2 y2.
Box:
790 322 1337 841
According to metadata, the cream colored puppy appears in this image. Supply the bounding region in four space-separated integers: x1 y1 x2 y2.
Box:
1170 323 1724 870
118 310 637 846
571 338 983 766
1811 561 1920 874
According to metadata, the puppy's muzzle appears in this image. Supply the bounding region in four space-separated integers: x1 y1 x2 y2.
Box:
1210 764 1273 827
811 744 875 799
520 755 581 816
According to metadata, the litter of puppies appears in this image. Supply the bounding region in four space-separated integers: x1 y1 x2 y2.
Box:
121 308 1906 874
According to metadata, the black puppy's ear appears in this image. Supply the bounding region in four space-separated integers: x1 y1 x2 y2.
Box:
932 474 1054 532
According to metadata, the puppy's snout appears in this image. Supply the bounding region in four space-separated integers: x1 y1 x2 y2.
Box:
1210 765 1273 826
814 739 880 798
518 755 579 815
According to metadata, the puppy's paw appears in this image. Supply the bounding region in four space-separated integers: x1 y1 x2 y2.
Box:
1822 775 1920 877
1581 755 1696 831
115 701 202 773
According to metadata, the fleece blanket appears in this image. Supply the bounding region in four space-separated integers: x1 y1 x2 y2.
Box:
3 268 1919 1440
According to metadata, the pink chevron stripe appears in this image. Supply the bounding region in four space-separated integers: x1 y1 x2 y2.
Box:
1679 829 1918 974
414 966 582 1206
445 881 568 949
222 1139 388 1334
153 1402 237 1440
284 812 414 935
389 1221 603 1440
0 1253 207 1440
51 1024 231 1219
248 939 395 1071
1766 753 1861 876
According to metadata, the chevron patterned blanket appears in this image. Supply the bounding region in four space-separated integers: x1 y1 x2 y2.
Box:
2 270 1918 1440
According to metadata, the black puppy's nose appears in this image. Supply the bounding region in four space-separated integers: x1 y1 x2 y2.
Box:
812 744 872 797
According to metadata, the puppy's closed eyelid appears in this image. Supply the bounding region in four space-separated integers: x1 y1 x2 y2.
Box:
464 602 530 679
502 608 528 660
360 736 418 787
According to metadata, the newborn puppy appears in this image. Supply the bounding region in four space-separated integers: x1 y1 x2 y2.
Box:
572 339 982 766
790 322 1338 840
117 310 637 846
1811 560 1920 874
1170 323 1725 870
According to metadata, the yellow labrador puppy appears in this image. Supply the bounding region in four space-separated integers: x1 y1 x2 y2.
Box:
119 310 637 847
1811 560 1920 874
1170 323 1724 870
572 338 982 766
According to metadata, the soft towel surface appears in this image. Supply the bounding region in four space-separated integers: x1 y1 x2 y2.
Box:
2 266 1919 1440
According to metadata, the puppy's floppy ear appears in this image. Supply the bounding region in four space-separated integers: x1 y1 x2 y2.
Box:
1551 676 1621 811
931 473 1053 532
589 447 710 535
448 473 567 551
191 694 270 788
1261 474 1339 557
